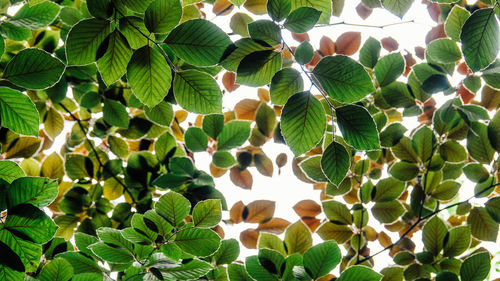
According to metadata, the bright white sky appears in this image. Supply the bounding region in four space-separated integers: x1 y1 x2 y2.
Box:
11 0 497 278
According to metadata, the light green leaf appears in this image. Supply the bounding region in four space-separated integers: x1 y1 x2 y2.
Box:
185 127 209 152
321 141 350 185
467 207 498 242
460 252 491 281
300 155 328 182
284 7 321 33
291 0 331 24
144 101 174 127
203 114 224 139
485 197 500 223
6 177 58 208
337 265 382 281
336 104 380 150
431 180 460 201
127 46 172 107
422 216 447 255
65 18 111 66
103 99 129 128
38 259 73 281
460 8 499 72
443 226 471 257
155 191 191 227
270 68 304 105
214 238 240 265
322 200 352 225
469 122 494 164
88 242 133 264
426 38 462 64
303 241 341 279
145 0 182 34
0 229 41 272
193 199 222 228
245 255 279 281
372 177 405 202
284 221 313 254
248 20 281 46
173 228 221 256
313 55 375 103
217 120 251 150
316 221 353 244
165 19 231 66
228 263 253 281
372 201 405 223
482 59 500 89
119 16 149 49
412 126 436 162
97 31 132 86
4 48 65 90
3 204 57 244
8 1 60 29
281 91 326 156
160 259 213 280
0 88 39 137
381 0 412 18
389 161 419 181
295 40 314 65
444 5 470 41
267 0 291 21
173 70 222 114
374 53 405 87
0 161 25 184
212 151 236 168
236 50 282 87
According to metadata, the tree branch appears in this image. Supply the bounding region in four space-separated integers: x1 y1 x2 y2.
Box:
315 19 419 29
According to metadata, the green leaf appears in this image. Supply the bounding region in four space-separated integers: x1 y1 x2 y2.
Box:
482 59 500 89
380 81 415 108
488 111 500 153
443 226 471 257
3 204 57 244
155 191 191 227
372 201 405 223
217 120 251 150
336 104 380 150
337 265 382 281
257 248 285 275
412 126 436 162
8 1 60 29
444 5 470 41
160 259 213 280
103 99 129 128
300 155 328 182
127 46 172 107
359 37 381 68
258 233 287 255
284 7 321 33
214 238 240 265
185 127 209 152
144 101 174 127
267 0 291 21
173 70 222 114
0 88 39 137
270 68 304 105
86 0 113 19
145 0 182 34
422 216 447 255
256 103 277 137
303 241 341 279
122 0 156 12
316 221 353 244
431 180 460 201
381 0 412 18
426 39 462 64
212 151 236 168
380 123 407 147
245 255 279 281
485 197 500 223
221 39 273 72
372 177 405 202
97 31 132 86
284 221 313 254
203 114 224 139
248 20 281 46
193 199 222 228
0 161 25 184
165 19 231 66
230 13 253 37
468 122 495 164
467 207 498 242
173 228 221 256
119 16 149 49
375 53 405 88
6 177 58 208
438 140 467 163
313 55 375 103
389 161 419 181
89 242 134 264
228 263 253 281
460 8 499 72
290 0 331 24
38 259 73 281
463 163 489 183
460 252 491 281
65 18 112 66
55 252 102 274
322 200 352 224
236 50 282 87
295 41 314 65
281 91 326 156
321 141 350 185
4 48 65 90
0 22 31 41
0 228 41 272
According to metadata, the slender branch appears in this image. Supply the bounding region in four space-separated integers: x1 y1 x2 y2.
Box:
58 103 137 204
315 19 419 29
355 156 367 263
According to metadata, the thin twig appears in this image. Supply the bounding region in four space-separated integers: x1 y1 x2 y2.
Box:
315 19 418 29
59 103 137 204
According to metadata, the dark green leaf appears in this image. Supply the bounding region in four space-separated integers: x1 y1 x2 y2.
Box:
303 241 341 279
173 70 222 114
460 252 491 281
270 68 304 105
336 104 380 150
155 191 191 227
267 0 291 21
173 228 221 256
374 53 405 87
284 7 321 33
0 87 40 136
103 99 129 128
321 141 350 185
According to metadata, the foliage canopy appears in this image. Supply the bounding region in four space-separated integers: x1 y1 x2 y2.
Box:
0 0 499 280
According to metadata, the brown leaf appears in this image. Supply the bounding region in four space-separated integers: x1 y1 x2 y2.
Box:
335 32 361 55
210 162 227 178
234 99 261 120
222 72 239 92
301 217 321 232
457 84 475 104
292 32 310 43
212 225 225 238
292 157 315 184
317 275 336 281
240 229 259 249
244 200 276 223
414 46 425 59
305 51 321 68
230 167 253 189
425 24 446 45
402 53 416 77
254 153 273 177
319 36 335 56
293 199 322 217
364 225 378 241
230 200 245 224
257 88 270 102
378 231 392 248
212 0 234 15
356 3 373 20
457 61 472 75
479 85 500 111
257 217 291 234
381 37 399 52
275 153 287 168
385 220 405 232
418 97 437 122
427 2 441 23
